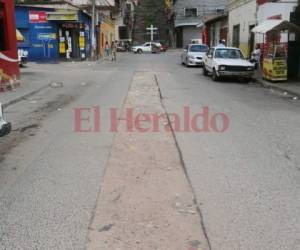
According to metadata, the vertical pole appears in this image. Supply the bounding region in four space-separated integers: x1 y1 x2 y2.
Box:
151 24 153 42
0 103 3 120
91 0 96 60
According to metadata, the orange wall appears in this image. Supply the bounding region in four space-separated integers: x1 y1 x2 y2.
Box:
98 19 115 57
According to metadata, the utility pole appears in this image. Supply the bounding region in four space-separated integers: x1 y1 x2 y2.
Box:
91 0 96 60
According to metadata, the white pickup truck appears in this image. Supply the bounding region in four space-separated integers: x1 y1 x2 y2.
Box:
203 47 255 82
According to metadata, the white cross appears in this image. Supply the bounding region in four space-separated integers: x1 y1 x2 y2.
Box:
146 24 158 42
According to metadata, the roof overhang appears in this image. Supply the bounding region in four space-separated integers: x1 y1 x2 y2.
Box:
15 2 80 11
196 22 204 28
252 19 300 34
175 22 200 28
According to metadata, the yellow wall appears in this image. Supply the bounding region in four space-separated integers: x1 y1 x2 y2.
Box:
239 43 250 58
98 18 115 57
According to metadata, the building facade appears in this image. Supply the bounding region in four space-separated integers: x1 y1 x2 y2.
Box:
228 0 256 57
113 0 135 41
15 3 92 61
72 0 135 57
97 13 115 57
203 12 228 47
173 0 227 48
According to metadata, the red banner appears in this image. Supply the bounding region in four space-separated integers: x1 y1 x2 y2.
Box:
29 11 47 23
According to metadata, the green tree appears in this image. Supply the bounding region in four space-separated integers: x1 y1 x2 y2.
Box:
133 0 169 42
135 0 166 27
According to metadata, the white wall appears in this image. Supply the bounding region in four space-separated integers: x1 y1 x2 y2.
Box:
183 27 202 47
256 2 298 43
257 2 297 23
228 0 256 56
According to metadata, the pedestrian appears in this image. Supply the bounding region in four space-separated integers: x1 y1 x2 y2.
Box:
217 39 226 47
111 41 117 61
251 44 261 70
105 41 110 58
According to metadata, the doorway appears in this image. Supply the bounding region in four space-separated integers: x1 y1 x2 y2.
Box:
232 24 240 48
249 25 255 58
175 27 183 48
59 23 80 59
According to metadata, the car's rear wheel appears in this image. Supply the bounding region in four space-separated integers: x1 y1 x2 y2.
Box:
212 69 219 81
203 65 208 76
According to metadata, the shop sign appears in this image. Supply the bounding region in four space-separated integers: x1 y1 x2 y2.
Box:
59 43 66 53
263 58 287 81
79 36 85 50
29 11 47 23
37 33 57 41
47 13 78 21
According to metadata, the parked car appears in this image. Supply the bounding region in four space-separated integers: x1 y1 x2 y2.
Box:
160 43 169 52
132 42 162 54
156 40 169 52
181 44 209 67
18 49 28 67
117 40 132 52
202 47 255 81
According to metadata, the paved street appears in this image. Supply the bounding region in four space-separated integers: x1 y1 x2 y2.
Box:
0 52 300 250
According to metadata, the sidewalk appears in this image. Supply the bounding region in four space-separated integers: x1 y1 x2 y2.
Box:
254 71 300 97
0 58 106 108
0 76 49 108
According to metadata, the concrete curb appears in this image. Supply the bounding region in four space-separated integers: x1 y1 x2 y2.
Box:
254 77 300 98
2 83 50 109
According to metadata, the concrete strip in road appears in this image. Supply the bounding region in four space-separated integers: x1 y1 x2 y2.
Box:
87 72 209 250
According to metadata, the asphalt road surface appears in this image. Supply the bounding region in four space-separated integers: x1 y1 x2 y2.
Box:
0 52 299 250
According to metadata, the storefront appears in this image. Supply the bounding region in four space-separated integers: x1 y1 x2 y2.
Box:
252 19 300 81
0 0 19 85
15 5 91 61
48 10 91 60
